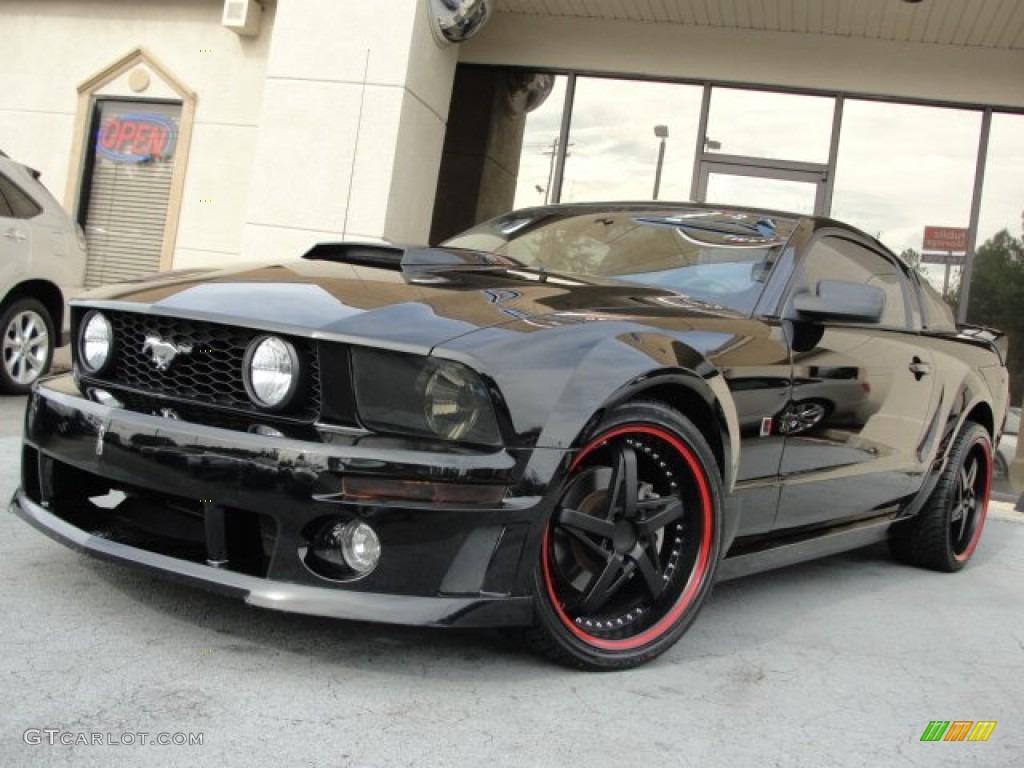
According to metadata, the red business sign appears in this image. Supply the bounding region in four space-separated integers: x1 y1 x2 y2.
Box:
96 113 177 163
923 226 968 253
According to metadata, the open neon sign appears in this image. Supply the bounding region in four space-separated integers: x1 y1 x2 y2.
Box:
96 113 177 163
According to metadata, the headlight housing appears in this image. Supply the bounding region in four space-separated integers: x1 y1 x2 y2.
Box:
79 310 113 373
243 335 300 410
352 348 501 446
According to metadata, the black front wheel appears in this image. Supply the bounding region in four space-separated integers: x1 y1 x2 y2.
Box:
527 401 723 670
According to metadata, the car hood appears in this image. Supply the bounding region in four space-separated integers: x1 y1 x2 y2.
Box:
76 255 743 352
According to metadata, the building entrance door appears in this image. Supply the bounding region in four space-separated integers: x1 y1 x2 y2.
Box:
79 98 182 287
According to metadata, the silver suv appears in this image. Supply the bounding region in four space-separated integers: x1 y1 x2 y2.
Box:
0 152 86 393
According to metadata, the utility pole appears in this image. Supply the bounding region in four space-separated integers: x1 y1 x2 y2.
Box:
543 137 558 205
540 137 571 204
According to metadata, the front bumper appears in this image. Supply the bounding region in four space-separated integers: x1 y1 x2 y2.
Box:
12 376 567 628
11 492 532 626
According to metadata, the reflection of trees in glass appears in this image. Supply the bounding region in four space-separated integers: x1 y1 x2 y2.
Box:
967 227 1024 400
899 247 922 272
901 247 960 304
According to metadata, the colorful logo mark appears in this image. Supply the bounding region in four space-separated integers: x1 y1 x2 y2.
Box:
920 721 997 742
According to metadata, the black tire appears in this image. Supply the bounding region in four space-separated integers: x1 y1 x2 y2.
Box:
526 401 723 670
890 421 991 572
0 297 54 395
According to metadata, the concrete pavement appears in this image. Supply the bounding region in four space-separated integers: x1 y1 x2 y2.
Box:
0 391 1021 767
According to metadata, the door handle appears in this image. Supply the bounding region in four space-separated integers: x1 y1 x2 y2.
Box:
3 229 27 242
909 357 931 380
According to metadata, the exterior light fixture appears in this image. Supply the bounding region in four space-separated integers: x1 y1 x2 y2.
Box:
653 125 669 200
429 0 494 44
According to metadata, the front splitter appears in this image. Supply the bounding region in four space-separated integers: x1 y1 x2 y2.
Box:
10 489 534 628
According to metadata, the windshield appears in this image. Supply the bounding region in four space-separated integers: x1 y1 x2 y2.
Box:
444 208 794 314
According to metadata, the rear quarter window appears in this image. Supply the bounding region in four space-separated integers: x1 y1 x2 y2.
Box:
918 280 957 332
0 173 43 219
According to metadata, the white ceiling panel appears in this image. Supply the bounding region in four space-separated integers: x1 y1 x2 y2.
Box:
496 0 1024 49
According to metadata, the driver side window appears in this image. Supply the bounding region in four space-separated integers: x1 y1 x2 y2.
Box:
796 236 907 327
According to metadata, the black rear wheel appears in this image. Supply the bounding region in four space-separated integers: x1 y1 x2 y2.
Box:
527 401 722 670
890 421 991 572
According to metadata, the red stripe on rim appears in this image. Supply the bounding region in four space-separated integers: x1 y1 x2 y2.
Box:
954 439 990 563
541 424 714 651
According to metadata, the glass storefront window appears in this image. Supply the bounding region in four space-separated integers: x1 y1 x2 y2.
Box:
977 113 1024 245
831 100 981 290
504 70 1011 322
560 78 702 204
966 112 1024 407
513 76 567 209
705 87 835 163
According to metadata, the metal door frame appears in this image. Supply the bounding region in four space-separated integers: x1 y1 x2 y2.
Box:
696 155 829 215
689 86 845 218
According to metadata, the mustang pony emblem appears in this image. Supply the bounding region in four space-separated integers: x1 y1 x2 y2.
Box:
142 335 193 371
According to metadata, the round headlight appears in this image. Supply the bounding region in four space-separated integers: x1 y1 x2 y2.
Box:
243 336 299 409
423 362 486 441
80 311 113 373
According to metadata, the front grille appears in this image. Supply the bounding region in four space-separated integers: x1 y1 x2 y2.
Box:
82 310 322 422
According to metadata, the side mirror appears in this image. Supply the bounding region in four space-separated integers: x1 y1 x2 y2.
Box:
792 280 884 323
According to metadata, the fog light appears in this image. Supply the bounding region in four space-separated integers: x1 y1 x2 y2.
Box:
335 521 380 574
301 518 383 581
248 424 284 438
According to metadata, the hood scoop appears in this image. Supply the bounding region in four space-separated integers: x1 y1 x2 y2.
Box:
302 242 516 271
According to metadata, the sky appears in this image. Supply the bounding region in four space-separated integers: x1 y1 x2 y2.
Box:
513 77 1024 291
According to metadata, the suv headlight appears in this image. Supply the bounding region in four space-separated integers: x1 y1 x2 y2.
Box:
351 348 501 446
79 310 113 373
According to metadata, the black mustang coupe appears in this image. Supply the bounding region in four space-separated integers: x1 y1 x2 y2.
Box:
11 204 1008 669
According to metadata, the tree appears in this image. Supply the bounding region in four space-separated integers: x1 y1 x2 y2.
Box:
902 247 961 307
899 247 922 272
965 228 1024 401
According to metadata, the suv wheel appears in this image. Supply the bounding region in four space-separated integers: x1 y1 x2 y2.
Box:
0 298 54 394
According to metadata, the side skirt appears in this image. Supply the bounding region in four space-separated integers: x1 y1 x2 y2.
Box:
716 515 894 582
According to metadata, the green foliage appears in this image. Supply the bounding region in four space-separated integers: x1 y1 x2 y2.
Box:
902 247 961 307
899 247 922 271
966 228 1024 400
